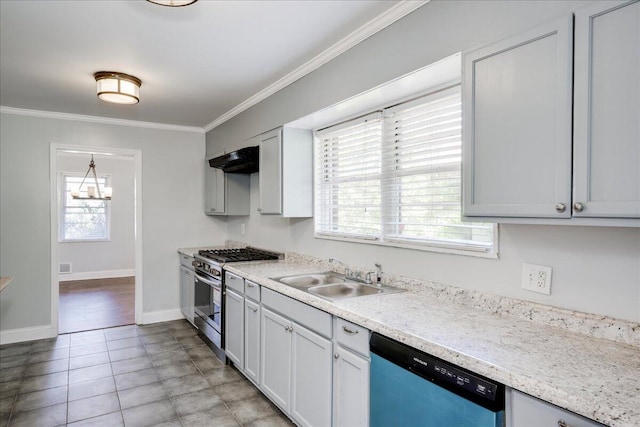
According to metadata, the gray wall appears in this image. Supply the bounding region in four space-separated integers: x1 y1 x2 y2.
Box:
57 154 135 276
206 0 640 322
0 113 225 332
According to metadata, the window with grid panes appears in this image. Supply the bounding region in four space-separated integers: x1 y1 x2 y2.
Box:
59 174 111 242
314 85 495 254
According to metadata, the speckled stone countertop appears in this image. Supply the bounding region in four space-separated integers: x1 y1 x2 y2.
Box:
224 259 640 427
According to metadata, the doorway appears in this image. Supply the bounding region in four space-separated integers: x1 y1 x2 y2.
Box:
50 144 143 335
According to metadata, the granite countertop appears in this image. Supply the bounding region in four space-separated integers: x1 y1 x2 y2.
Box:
224 259 640 427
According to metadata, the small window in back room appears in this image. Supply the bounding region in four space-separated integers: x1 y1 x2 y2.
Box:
59 174 111 242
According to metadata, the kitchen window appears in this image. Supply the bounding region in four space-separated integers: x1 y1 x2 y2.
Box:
59 174 111 242
314 85 496 256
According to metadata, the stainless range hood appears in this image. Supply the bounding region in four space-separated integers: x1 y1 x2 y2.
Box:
208 146 259 174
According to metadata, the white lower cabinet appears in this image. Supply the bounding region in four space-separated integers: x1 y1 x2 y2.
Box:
332 318 370 427
179 266 195 325
508 389 604 427
333 346 369 427
260 289 333 427
260 307 292 412
291 324 332 427
244 298 260 385
224 288 244 369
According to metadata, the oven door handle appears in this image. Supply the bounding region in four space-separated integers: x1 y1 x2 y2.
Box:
195 273 221 289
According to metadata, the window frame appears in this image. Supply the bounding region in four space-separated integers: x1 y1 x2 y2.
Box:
58 172 112 243
313 85 498 258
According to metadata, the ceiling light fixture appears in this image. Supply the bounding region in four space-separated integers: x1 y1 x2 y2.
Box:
94 71 142 105
71 155 112 200
147 0 198 7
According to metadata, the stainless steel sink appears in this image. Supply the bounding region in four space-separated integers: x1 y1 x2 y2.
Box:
308 283 384 300
273 271 346 289
271 272 405 301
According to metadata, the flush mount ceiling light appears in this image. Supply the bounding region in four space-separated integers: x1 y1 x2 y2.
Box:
147 0 198 6
94 71 142 105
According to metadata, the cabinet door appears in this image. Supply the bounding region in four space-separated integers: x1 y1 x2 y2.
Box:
244 299 260 385
205 159 226 215
573 1 640 218
463 18 573 218
261 307 292 413
259 128 283 215
333 346 370 427
224 289 244 368
180 267 191 322
291 323 332 427
185 268 195 324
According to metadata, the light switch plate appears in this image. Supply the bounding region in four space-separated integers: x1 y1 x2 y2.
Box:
522 263 552 295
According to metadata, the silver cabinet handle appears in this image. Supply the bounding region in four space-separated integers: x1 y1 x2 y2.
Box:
558 420 574 427
257 208 262 212
251 307 258 313
284 325 292 332
573 202 584 212
334 353 340 359
555 203 566 213
342 326 359 335
247 282 256 288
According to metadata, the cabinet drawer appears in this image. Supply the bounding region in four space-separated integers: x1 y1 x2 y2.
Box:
245 280 260 301
225 271 244 294
179 254 194 269
334 318 369 357
509 389 604 427
261 288 332 338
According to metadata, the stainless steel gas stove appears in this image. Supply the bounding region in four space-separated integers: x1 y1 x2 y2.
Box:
192 247 282 361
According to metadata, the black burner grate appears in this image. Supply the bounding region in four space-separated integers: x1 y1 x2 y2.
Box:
198 247 281 263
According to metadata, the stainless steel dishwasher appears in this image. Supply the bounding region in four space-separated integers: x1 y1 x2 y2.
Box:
370 333 505 427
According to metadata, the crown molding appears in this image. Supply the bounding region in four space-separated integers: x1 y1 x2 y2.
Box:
203 0 429 132
0 106 204 133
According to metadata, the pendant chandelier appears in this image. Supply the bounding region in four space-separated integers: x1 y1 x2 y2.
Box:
71 155 112 200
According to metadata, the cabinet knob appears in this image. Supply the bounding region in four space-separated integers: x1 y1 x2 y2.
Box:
257 208 262 212
247 283 255 288
557 421 573 427
554 203 566 213
334 353 340 359
251 307 258 313
573 202 584 212
209 208 216 212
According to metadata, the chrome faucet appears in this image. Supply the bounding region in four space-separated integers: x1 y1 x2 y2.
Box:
329 258 353 277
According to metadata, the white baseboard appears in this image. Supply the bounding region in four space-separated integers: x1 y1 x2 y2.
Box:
0 325 57 345
141 309 184 325
59 269 135 281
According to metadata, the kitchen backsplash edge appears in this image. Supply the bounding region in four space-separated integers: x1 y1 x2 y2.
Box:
283 251 639 347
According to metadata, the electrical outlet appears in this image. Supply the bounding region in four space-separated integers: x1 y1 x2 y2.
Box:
240 223 246 235
522 263 552 295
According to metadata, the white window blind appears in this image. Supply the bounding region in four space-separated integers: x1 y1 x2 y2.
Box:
315 113 382 238
59 174 110 242
315 85 495 253
382 86 494 249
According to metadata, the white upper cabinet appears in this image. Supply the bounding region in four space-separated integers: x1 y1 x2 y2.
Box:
258 127 313 217
463 17 573 218
573 0 640 218
463 5 639 225
205 155 250 216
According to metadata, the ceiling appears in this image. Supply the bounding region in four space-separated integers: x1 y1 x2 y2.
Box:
0 0 414 130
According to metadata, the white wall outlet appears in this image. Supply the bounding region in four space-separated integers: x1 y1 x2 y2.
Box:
522 263 552 295
240 223 246 235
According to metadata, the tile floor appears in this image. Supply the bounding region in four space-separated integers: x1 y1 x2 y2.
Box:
0 320 294 427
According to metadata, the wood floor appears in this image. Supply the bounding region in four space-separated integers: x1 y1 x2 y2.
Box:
59 277 134 334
